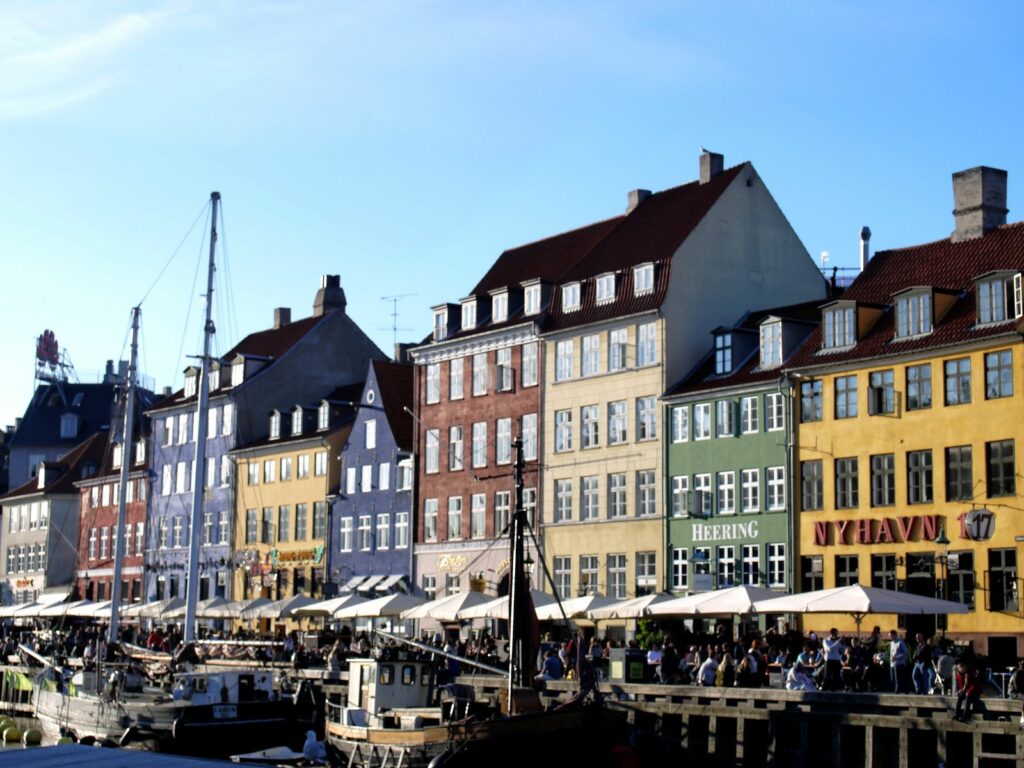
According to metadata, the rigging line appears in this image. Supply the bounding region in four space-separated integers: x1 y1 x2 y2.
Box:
137 199 210 307
218 200 239 356
453 532 511 583
171 207 211 391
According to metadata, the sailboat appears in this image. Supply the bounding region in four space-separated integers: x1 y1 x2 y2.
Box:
29 193 316 755
324 439 617 768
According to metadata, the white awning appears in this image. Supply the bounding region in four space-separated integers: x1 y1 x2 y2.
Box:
343 575 366 591
376 574 405 592
357 575 384 592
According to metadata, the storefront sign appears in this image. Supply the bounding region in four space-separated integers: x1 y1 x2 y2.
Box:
437 554 469 572
14 578 35 589
691 520 759 543
962 509 995 542
814 515 939 546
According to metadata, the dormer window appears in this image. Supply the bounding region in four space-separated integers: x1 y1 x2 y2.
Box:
135 439 146 465
184 372 197 399
976 272 1022 325
895 289 933 339
292 407 303 437
714 333 732 375
760 320 782 369
59 413 78 439
524 284 541 315
231 358 245 386
208 367 219 391
433 308 448 341
633 264 654 296
822 303 856 350
596 273 616 304
562 282 581 312
318 402 330 431
461 300 477 330
491 292 508 324
112 443 123 469
270 411 281 440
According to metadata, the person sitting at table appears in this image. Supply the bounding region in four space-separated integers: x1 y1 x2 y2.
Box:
786 661 817 692
796 643 822 689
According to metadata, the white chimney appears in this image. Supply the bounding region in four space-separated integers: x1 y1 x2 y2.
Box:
626 189 651 214
860 226 871 271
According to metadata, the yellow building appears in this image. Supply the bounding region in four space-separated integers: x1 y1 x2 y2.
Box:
231 399 353 608
789 166 1024 658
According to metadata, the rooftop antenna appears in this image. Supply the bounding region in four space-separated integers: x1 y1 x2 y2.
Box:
820 250 830 271
380 293 416 349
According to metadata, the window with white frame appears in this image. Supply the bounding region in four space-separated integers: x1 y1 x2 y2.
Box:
760 320 782 369
448 357 464 400
716 400 735 438
523 484 536 527
112 443 122 469
448 426 464 471
717 545 736 588
461 299 477 330
766 393 784 431
581 475 599 520
472 353 488 395
607 554 627 599
447 496 462 540
555 340 574 382
471 494 486 538
314 502 328 540
173 516 185 548
608 400 627 445
672 406 689 442
496 418 512 464
277 506 290 543
178 414 189 444
717 471 736 514
164 416 174 446
203 511 214 545
264 458 276 483
136 521 146 554
397 457 413 490
218 511 229 544
345 466 356 495
318 402 329 430
896 290 933 338
425 429 440 473
433 309 448 341
339 517 353 551
521 342 538 387
496 347 513 391
740 396 759 434
524 284 541 315
637 322 656 366
554 479 573 522
492 292 508 323
377 513 390 549
554 556 572 598
554 409 573 452
232 358 245 386
175 461 188 494
358 515 372 551
221 455 231 486
579 555 599 595
636 551 657 595
637 470 656 516
424 499 438 542
494 491 511 534
741 469 760 513
522 413 538 460
135 438 146 465
365 419 377 449
378 462 390 490
223 402 233 435
976 272 1022 325
471 422 487 468
715 333 732 374
633 263 654 295
694 473 712 516
295 503 308 540
581 405 599 449
425 363 440 404
608 473 627 518
671 476 689 517
596 273 616 303
184 373 197 399
582 334 600 376
315 451 328 476
767 543 786 586
822 304 856 349
289 407 299 436
741 544 760 585
767 466 786 510
608 328 627 372
280 456 292 481
694 403 711 440
636 396 656 440
395 512 409 548
562 282 581 311
88 528 97 560
672 548 688 590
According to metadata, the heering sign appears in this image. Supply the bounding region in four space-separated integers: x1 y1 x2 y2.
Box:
691 520 759 543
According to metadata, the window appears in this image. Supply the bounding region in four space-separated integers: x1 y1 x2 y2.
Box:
177 413 190 444
760 321 782 368
767 543 786 587
492 292 508 323
135 439 146 465
870 454 895 507
423 499 438 542
579 555 599 595
671 476 689 517
693 403 711 440
637 470 656 516
339 517 353 551
377 513 390 549
318 402 329 430
521 342 538 387
112 443 123 470
739 396 759 434
637 397 656 440
471 422 487 468
715 400 734 438
766 467 785 511
672 406 689 442
313 502 327 539
433 309 447 341
608 328 627 372
596 273 616 303
800 380 822 422
378 462 390 491
554 410 573 452
287 407 298 436
822 304 856 349
554 557 572 598
555 340 574 382
948 551 975 609
494 491 511 534
524 284 541 315
280 456 292 481
425 429 440 473
637 322 656 366
581 476 599 520
986 439 1015 496
871 554 897 591
496 418 512 464
202 511 214 545
946 445 973 501
835 458 859 509
472 353 488 395
278 506 291 543
448 426 464 471
223 402 234 435
397 458 413 490
175 461 188 494
315 451 328 476
635 552 657 596
672 548 688 590
217 512 228 544
608 473 627 518
554 479 573 522
221 455 231 487
717 471 735 514
766 393 784 431
835 554 859 587
358 515 372 551
421 575 437 602
895 291 932 338
835 375 858 419
581 405 599 449
88 528 97 560
425 363 440 404
259 507 273 544
522 413 538 460
461 300 476 330
633 264 653 295
295 503 308 539
717 546 736 588
741 544 760 586
741 469 759 513
395 512 409 548
345 466 356 495
868 369 895 415
907 450 933 504
694 473 712 517
802 556 823 592
164 416 174 446
944 358 971 405
270 412 281 439
562 282 581 311
977 273 1021 325
447 496 463 540
581 334 600 377
608 400 628 445
263 458 276 484
496 347 513 391
905 364 932 411
607 554 627 599
715 333 732 374
985 350 1013 399
470 494 486 538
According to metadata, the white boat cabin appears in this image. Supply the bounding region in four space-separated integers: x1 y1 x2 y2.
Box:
173 669 277 706
340 656 436 728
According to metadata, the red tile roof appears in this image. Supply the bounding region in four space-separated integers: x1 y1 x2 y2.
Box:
786 221 1024 371
371 360 414 452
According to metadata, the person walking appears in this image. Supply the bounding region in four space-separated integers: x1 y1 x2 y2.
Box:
912 633 935 695
822 628 845 692
888 630 910 693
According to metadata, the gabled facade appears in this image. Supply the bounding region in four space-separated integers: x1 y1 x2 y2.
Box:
331 361 414 595
145 275 387 602
787 166 1024 657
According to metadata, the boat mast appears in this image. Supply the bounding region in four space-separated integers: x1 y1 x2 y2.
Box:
107 306 140 643
183 191 220 643
507 437 535 701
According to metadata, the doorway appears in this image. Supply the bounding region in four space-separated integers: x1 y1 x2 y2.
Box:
905 552 936 638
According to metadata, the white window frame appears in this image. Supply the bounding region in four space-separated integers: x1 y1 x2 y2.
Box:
425 429 440 474
472 422 487 468
496 418 512 464
822 304 857 349
671 405 689 443
636 396 656 441
672 547 688 590
449 357 464 400
717 471 736 515
447 496 462 540
608 328 627 372
425 363 440 404
554 479 573 523
671 475 689 518
423 499 438 542
694 473 712 516
471 493 486 538
766 393 784 431
496 347 513 392
554 409 573 452
760 320 782 369
555 339 574 382
582 334 600 377
741 469 760 513
491 292 508 323
608 400 628 445
461 299 477 330
740 396 759 434
395 512 409 548
767 543 786 587
521 342 538 387
581 475 599 520
595 273 615 303
472 353 488 396
524 284 541 315
694 403 711 440
339 517 353 552
562 282 580 311
716 400 735 438
633 263 654 296
636 470 656 516
365 419 377 449
767 466 786 511
522 413 538 460
637 322 656 366
448 426 464 471
581 405 599 449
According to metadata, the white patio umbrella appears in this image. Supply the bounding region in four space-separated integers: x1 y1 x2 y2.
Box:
294 593 368 618
200 597 244 619
587 592 676 620
456 589 556 621
646 585 778 618
237 597 273 621
80 600 113 619
38 599 93 618
164 595 236 619
334 593 425 620
137 596 185 619
401 590 493 621
535 594 616 622
752 584 970 633
255 594 318 620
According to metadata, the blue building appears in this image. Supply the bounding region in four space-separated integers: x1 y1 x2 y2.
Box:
145 276 386 601
331 360 415 596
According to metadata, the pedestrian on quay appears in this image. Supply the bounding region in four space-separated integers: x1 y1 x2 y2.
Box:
888 629 910 693
821 628 845 692
912 633 935 695
953 661 982 722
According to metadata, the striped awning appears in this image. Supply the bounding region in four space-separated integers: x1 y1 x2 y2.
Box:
356 575 384 592
343 575 365 591
376 574 405 591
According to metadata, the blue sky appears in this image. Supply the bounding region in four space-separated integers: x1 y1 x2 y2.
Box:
2 1 1022 427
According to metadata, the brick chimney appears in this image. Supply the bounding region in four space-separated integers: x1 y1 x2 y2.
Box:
273 307 291 329
700 150 724 184
626 189 651 214
313 275 347 316
952 166 1008 242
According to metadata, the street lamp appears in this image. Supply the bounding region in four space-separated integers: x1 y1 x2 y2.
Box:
934 524 951 635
